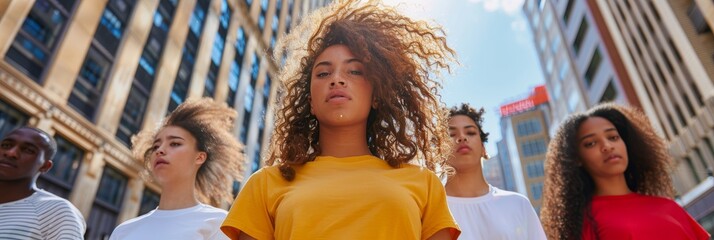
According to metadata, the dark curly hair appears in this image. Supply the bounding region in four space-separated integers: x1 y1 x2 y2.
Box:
449 103 490 144
268 0 456 181
132 98 247 206
541 103 674 239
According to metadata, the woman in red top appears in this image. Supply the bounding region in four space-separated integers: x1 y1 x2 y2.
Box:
541 103 709 239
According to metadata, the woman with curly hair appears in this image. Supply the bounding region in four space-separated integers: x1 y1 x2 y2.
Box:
445 103 546 239
221 0 459 239
110 98 246 240
541 103 709 240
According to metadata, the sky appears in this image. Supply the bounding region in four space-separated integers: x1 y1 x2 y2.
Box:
381 0 546 155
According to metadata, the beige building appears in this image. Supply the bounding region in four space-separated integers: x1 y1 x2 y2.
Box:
0 0 328 239
591 0 714 230
497 85 551 213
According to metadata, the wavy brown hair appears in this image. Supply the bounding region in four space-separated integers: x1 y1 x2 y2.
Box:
541 103 674 239
132 98 246 206
268 0 456 181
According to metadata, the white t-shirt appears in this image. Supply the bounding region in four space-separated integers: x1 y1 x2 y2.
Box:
447 185 546 240
110 203 229 240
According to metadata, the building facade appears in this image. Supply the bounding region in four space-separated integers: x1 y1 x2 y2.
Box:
496 85 551 213
0 0 327 238
523 0 642 137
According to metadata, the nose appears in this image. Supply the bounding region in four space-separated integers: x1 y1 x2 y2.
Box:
155 145 166 156
601 140 613 153
329 75 346 88
455 136 468 143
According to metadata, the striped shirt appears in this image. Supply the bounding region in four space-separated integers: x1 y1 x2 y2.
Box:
0 189 86 240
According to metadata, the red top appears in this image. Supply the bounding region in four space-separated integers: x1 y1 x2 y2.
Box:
582 193 710 240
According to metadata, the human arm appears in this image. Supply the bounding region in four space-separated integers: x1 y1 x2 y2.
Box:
421 171 460 240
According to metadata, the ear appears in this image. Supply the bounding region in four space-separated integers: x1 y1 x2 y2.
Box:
39 160 53 173
372 97 378 109
480 144 489 160
195 152 207 165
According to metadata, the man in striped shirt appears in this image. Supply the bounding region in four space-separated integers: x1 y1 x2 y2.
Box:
0 127 86 239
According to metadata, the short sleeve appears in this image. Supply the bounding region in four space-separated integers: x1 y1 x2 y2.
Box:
40 201 86 240
421 172 461 240
683 208 711 240
221 169 274 240
522 199 547 240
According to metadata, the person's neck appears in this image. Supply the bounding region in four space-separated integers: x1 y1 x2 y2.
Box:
445 166 490 197
157 179 200 210
593 174 632 196
318 124 372 158
0 178 36 204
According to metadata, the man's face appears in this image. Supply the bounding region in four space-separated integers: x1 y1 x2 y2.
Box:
0 128 52 181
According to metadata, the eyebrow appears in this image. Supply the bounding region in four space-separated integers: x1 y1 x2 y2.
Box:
578 127 618 142
448 125 478 130
1 138 41 150
313 58 362 70
152 135 185 144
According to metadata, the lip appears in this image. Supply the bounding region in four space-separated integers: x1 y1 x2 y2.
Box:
0 158 17 168
604 154 622 163
325 90 351 103
154 158 169 168
456 144 471 154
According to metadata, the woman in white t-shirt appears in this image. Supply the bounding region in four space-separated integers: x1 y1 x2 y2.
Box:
110 98 247 240
445 103 546 240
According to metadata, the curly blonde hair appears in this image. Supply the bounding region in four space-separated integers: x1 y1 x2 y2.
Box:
268 0 456 181
541 103 674 239
132 98 246 206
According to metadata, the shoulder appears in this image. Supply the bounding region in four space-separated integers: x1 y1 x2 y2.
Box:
197 204 229 217
114 212 153 231
492 187 530 201
34 190 83 218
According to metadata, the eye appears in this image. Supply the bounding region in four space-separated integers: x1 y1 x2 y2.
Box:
608 135 620 141
583 141 596 148
150 145 159 152
22 147 36 154
170 142 181 147
0 143 10 149
316 72 329 77
349 70 363 75
467 131 478 136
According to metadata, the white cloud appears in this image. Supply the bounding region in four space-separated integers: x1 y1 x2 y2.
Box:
468 0 525 15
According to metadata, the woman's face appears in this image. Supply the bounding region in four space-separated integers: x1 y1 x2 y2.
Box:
309 44 374 128
149 126 205 185
576 117 629 179
447 115 486 171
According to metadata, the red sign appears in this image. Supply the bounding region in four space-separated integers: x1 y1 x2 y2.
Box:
499 85 549 117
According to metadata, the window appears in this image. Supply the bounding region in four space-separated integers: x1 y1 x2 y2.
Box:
688 3 711 34
599 79 618 103
69 0 136 121
5 0 78 82
0 99 29 138
168 0 209 112
86 167 127 240
227 27 246 107
558 60 568 81
584 47 602 87
521 139 547 157
205 0 231 97
567 91 579 113
572 16 588 55
117 0 177 146
563 0 574 23
530 182 544 200
526 160 545 178
516 118 542 136
258 0 268 30
138 189 160 215
37 135 83 199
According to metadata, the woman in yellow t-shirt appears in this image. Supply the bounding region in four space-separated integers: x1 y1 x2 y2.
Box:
221 1 459 239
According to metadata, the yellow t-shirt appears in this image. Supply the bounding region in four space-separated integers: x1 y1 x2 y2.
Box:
221 155 460 240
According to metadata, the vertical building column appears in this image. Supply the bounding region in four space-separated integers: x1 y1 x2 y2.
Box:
694 0 714 38
141 0 196 131
116 177 144 223
187 0 220 99
0 0 33 57
95 0 160 134
42 0 108 104
69 148 106 218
